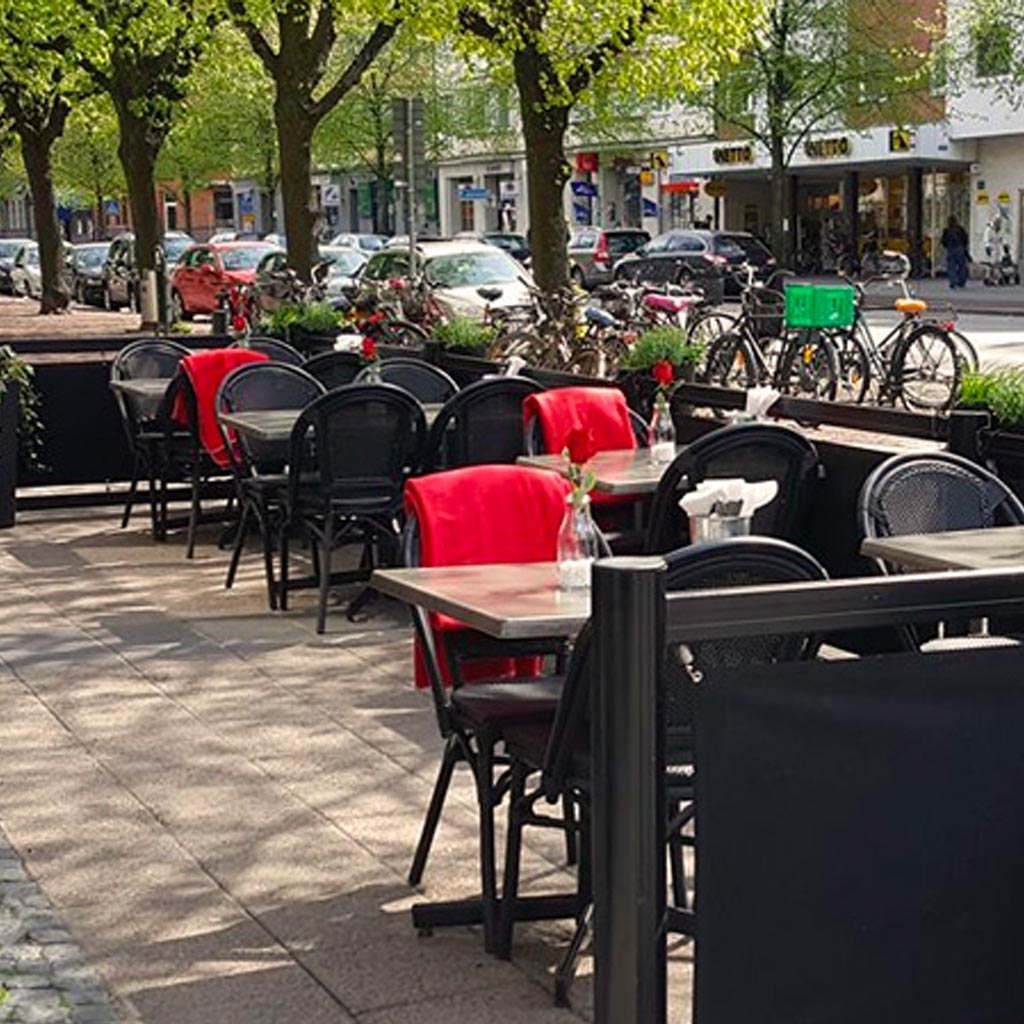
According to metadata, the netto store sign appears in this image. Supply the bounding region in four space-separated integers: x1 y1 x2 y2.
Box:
712 144 754 166
804 137 851 159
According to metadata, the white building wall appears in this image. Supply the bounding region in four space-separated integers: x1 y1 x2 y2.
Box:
968 136 1024 263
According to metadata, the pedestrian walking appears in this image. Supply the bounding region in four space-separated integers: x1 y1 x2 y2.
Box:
941 215 969 289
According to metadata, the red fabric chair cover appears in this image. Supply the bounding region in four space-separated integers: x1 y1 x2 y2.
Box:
523 386 637 507
172 348 268 468
404 464 571 689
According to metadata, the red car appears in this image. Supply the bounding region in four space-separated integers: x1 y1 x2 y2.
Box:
170 242 277 318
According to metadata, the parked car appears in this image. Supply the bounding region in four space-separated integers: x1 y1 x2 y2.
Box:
320 245 367 302
569 228 650 289
612 229 734 303
208 230 261 244
0 237 35 295
10 242 40 298
710 231 777 294
103 230 195 311
170 241 277 318
250 248 296 313
481 232 530 264
359 240 532 320
329 232 385 252
262 232 286 248
71 242 111 306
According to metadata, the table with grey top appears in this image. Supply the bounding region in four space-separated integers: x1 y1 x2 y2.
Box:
370 561 590 639
220 403 443 444
518 446 682 496
861 526 1024 572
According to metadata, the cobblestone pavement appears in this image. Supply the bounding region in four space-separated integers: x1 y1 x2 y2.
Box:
0 827 119 1024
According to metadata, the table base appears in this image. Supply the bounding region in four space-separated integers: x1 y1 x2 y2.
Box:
411 892 585 934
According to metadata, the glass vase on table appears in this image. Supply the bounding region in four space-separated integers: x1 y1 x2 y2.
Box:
557 493 600 591
649 391 676 465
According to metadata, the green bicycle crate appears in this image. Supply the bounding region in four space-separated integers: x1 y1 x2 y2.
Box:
784 283 855 329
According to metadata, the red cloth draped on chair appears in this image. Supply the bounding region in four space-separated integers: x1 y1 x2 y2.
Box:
523 386 636 506
172 348 268 467
404 464 571 689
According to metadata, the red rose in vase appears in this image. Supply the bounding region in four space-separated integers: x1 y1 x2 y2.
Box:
652 359 675 387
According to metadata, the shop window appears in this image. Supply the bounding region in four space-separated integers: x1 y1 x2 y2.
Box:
459 199 475 233
974 20 1013 79
213 186 234 224
163 191 178 231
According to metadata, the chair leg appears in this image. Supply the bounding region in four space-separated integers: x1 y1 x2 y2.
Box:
475 738 500 955
554 904 593 1008
224 501 250 592
408 737 460 887
278 522 290 611
121 458 140 529
185 462 202 559
562 793 578 866
495 765 528 959
315 520 334 634
146 455 160 539
257 500 278 611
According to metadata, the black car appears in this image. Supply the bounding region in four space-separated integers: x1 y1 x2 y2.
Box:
712 231 777 294
482 232 530 264
71 243 111 306
612 230 729 303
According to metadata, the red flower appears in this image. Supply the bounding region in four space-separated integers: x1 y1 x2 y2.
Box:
361 336 378 361
652 359 674 387
232 314 247 333
565 426 597 467
368 312 385 324
623 331 638 346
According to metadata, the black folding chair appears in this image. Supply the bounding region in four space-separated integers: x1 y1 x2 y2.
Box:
279 384 426 633
216 362 325 608
356 357 458 404
423 377 542 471
231 337 305 366
303 350 362 390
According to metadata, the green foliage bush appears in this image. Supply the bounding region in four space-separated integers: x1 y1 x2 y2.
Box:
959 366 1024 429
432 316 495 350
264 302 344 336
620 325 704 371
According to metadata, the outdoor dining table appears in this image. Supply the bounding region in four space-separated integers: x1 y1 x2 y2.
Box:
109 377 172 419
220 403 444 444
860 526 1024 572
517 446 684 496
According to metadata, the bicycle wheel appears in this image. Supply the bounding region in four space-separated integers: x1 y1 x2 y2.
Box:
687 308 738 350
775 330 839 402
828 328 871 404
368 318 428 348
948 329 979 373
703 332 757 388
500 329 547 366
892 324 961 411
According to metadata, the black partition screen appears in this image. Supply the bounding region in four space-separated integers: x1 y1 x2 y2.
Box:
694 648 1024 1024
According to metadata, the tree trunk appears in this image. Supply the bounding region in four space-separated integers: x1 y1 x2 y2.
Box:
116 110 162 278
514 51 571 297
183 190 193 234
20 121 69 314
275 88 316 281
769 138 791 269
94 190 104 240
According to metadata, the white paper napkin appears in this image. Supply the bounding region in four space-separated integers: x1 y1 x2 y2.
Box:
679 478 778 518
745 387 780 418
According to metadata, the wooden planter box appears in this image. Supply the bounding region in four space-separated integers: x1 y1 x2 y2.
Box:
0 381 19 528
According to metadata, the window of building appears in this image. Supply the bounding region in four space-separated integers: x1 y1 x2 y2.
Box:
974 20 1013 79
459 199 475 233
213 186 234 224
163 191 178 231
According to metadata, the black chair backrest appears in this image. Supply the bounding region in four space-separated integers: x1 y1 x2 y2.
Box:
424 377 542 471
542 537 828 797
859 451 1024 573
356 357 458 404
645 423 821 554
231 336 305 366
110 338 191 439
303 350 362 390
288 383 426 515
216 362 324 474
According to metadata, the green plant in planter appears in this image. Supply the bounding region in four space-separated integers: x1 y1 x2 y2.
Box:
265 302 344 337
620 325 705 372
0 345 43 470
958 369 997 409
432 316 495 351
958 366 1024 429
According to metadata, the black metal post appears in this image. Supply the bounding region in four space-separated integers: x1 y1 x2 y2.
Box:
591 556 667 1024
947 409 990 464
0 380 18 528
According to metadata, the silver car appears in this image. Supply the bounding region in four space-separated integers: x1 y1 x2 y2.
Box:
10 242 40 298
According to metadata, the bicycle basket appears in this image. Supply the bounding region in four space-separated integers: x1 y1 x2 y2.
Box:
746 288 785 339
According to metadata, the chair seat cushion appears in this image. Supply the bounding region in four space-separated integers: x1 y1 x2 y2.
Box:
451 677 564 729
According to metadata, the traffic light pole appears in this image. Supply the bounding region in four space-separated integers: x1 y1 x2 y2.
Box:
407 98 417 279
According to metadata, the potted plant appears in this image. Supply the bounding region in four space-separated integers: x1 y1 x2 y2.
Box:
958 366 1024 494
430 316 497 357
261 302 345 354
0 345 42 529
617 325 705 420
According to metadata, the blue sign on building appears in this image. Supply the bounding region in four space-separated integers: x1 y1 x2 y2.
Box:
642 198 658 217
458 186 491 201
103 198 120 217
570 181 598 198
238 190 255 215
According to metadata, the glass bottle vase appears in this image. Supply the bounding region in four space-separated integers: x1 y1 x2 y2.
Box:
557 493 600 590
363 360 382 383
649 395 676 465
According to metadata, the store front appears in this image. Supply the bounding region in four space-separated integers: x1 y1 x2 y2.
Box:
671 124 975 275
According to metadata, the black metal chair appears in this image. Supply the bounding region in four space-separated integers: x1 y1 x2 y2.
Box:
355 357 458 404
303 350 362 390
497 537 828 999
279 384 427 633
110 338 190 531
644 422 821 554
216 362 325 608
231 336 305 366
423 377 543 471
858 450 1024 650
